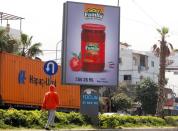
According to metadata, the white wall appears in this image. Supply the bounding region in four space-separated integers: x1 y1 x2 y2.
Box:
119 47 159 85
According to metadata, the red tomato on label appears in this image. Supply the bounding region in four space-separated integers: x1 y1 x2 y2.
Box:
69 57 81 71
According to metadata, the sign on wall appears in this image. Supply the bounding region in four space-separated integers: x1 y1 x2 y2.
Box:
62 1 120 86
80 86 99 116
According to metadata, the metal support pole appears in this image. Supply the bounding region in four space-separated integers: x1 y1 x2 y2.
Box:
0 12 2 26
20 19 22 32
56 40 62 60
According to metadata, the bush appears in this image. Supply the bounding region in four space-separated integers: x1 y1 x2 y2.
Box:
0 109 88 129
4 109 28 127
99 114 166 128
55 112 69 124
111 93 132 112
23 110 44 128
136 78 158 115
67 112 86 125
1 109 178 129
2 109 46 128
164 116 178 126
0 109 5 118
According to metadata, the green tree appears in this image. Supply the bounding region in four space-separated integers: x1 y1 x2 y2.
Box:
19 33 43 58
111 93 132 112
0 28 19 53
136 78 158 115
152 27 174 116
117 83 137 100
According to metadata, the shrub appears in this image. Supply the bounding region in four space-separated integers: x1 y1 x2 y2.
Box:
55 112 69 124
111 93 132 112
67 112 85 125
99 114 166 128
23 110 44 128
2 109 46 128
4 109 28 127
164 116 178 126
0 109 5 120
1 109 178 129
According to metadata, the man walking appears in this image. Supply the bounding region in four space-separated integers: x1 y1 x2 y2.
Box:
42 84 59 130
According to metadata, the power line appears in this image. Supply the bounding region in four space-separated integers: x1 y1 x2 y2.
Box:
122 1 178 40
131 0 161 28
122 16 156 28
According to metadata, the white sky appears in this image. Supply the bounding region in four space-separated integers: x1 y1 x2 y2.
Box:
1 0 178 62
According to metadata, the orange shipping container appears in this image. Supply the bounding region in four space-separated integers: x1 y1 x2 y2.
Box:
0 52 80 110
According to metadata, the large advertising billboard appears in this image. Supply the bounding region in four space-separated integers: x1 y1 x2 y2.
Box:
62 1 120 86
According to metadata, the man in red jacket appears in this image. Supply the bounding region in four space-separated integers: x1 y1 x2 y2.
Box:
42 84 59 130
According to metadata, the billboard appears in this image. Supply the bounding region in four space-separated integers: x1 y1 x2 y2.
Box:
62 1 120 86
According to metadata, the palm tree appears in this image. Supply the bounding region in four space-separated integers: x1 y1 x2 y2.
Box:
19 33 43 58
0 28 18 53
152 27 174 116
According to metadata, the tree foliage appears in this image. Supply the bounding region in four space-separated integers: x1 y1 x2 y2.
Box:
0 28 19 53
136 78 158 115
0 28 43 59
152 26 174 115
18 33 43 58
117 83 137 100
111 93 132 112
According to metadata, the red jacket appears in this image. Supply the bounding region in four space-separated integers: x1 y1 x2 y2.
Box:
42 85 59 110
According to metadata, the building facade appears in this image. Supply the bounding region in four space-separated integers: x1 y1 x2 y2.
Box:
119 43 159 85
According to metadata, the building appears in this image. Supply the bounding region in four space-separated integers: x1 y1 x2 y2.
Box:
99 43 160 112
119 43 159 85
165 52 178 97
0 12 24 38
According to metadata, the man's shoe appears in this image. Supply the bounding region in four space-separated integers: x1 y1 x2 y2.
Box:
51 125 55 128
45 127 50 130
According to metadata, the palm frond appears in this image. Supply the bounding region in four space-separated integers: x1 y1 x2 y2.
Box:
27 42 43 58
162 27 169 35
26 36 33 47
0 29 6 37
156 29 162 35
153 44 158 51
168 43 174 50
20 33 28 45
165 46 170 57
155 48 160 57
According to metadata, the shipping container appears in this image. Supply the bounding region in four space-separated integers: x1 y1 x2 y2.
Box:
0 52 80 110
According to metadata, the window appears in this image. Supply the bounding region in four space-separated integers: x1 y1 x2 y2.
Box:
151 61 154 67
124 75 131 80
133 56 137 65
140 55 145 67
175 98 178 103
140 75 144 80
119 57 122 64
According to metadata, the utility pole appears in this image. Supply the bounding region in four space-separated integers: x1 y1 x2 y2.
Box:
56 40 62 61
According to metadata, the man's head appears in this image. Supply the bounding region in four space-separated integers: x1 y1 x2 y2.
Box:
49 84 55 92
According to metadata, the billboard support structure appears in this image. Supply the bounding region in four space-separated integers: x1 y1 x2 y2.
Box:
61 1 120 87
62 1 120 124
80 85 99 125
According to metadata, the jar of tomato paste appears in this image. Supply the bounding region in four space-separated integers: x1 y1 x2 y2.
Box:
81 23 105 72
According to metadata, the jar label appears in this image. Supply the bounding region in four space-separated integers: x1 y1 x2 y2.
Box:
81 41 104 63
86 43 99 51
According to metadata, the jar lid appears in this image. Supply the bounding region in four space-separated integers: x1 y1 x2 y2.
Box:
82 23 105 31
